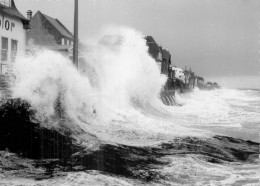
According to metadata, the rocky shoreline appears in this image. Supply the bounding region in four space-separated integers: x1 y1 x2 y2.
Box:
0 99 259 183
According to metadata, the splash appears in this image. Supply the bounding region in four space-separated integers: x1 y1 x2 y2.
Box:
12 50 97 129
10 27 260 144
11 27 190 144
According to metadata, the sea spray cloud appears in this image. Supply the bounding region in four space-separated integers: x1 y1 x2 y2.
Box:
94 27 167 106
10 27 215 144
12 50 97 125
11 27 166 126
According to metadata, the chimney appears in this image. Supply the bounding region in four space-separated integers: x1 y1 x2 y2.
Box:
27 10 32 20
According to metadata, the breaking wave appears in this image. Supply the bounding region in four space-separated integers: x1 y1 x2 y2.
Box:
12 28 186 145
10 27 260 146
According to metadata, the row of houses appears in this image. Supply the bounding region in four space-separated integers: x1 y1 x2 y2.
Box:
0 0 80 76
0 0 86 98
145 36 220 91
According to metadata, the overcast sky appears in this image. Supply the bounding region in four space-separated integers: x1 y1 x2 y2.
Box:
15 0 260 88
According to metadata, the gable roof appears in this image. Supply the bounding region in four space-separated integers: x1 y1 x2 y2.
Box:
0 0 30 28
39 11 73 39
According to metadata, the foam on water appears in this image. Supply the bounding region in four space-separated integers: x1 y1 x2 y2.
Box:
171 88 260 127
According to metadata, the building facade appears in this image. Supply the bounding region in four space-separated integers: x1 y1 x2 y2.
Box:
145 36 163 71
26 10 90 73
0 0 29 75
26 10 74 54
161 49 171 76
0 0 29 98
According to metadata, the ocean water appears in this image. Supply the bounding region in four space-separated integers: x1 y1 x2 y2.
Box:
1 28 259 185
173 88 260 143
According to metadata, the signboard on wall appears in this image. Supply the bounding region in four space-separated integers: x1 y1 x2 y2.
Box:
0 14 15 32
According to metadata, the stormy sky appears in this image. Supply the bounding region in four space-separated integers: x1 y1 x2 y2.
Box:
15 0 260 88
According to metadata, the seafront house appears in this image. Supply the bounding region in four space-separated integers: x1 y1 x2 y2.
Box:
26 10 89 71
145 36 163 72
0 0 29 98
26 10 74 55
187 69 195 89
0 0 29 75
195 76 205 89
161 48 171 76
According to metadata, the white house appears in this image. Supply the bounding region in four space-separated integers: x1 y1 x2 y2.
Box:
171 66 185 83
0 0 29 75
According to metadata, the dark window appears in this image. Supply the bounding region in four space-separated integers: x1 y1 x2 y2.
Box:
1 37 8 61
11 39 18 62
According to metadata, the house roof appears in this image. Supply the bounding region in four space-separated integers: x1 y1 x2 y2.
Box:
146 36 156 43
40 11 73 39
145 36 161 59
0 0 30 28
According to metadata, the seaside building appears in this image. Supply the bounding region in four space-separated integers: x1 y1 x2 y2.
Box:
26 10 74 55
195 76 205 89
26 10 89 71
171 66 185 83
26 10 91 75
187 69 195 89
0 0 29 75
0 0 29 98
145 36 163 72
161 48 171 76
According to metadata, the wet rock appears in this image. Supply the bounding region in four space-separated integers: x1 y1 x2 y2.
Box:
0 98 83 162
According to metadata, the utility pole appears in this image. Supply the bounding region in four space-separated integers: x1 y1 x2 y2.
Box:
73 0 79 68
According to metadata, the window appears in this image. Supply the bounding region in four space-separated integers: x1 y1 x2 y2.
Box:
0 64 8 75
1 37 8 61
11 39 17 62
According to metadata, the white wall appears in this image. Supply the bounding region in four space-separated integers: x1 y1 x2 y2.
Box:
171 66 185 83
0 13 26 74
